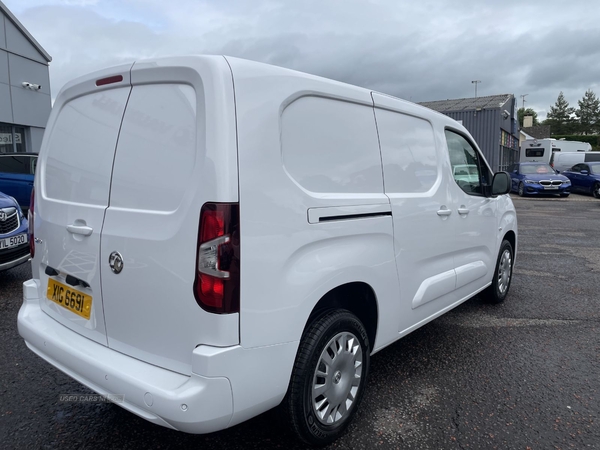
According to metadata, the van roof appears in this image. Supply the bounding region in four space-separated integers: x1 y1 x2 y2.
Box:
57 55 467 134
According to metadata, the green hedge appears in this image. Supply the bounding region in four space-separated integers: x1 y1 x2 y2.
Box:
551 135 600 150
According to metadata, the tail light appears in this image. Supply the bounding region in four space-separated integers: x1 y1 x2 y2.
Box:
194 203 240 314
28 187 35 258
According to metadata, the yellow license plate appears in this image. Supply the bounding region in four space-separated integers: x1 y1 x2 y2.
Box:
47 278 92 320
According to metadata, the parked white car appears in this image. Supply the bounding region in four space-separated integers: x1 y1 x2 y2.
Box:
18 55 517 445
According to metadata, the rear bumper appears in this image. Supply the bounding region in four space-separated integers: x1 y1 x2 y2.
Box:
18 279 299 434
18 280 234 434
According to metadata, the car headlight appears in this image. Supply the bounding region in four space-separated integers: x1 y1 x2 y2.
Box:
524 180 537 184
562 179 571 184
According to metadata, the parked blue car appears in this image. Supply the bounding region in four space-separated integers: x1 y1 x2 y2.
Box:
0 190 29 272
508 162 571 197
0 153 37 212
561 162 600 198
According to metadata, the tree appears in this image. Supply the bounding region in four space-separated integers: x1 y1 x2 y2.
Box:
518 107 539 127
575 89 600 135
543 92 576 135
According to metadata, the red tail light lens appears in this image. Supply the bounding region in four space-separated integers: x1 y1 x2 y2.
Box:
194 203 240 314
28 187 35 258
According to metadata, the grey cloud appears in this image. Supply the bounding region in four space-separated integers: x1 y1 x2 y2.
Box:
11 0 600 119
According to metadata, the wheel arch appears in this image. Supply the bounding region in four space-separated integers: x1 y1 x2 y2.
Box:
303 282 379 352
502 229 517 265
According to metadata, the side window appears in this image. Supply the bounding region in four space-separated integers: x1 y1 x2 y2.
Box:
444 130 490 195
571 164 583 173
0 155 29 174
374 108 438 194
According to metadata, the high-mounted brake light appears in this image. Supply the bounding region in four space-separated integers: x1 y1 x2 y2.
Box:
194 203 240 314
28 187 35 258
95 75 123 87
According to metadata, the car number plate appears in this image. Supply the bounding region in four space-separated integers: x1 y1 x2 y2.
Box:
47 278 92 320
0 233 27 250
543 186 558 190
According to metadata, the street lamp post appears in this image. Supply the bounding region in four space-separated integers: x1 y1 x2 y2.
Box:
471 80 481 98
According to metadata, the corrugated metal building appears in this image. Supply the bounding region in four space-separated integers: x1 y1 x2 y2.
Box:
0 1 52 154
420 94 519 172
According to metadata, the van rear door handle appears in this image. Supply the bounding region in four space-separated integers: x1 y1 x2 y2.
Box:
67 224 93 236
437 208 452 216
458 207 470 215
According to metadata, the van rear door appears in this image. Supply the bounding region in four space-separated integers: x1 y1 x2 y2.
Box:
99 58 240 375
36 65 133 345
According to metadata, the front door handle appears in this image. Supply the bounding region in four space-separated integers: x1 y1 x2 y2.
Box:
67 224 93 236
458 207 470 215
437 208 452 216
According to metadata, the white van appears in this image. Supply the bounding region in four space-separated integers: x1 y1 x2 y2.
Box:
552 140 592 153
551 151 600 172
18 56 517 445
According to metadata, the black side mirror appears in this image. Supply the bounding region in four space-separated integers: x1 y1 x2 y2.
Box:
491 171 511 196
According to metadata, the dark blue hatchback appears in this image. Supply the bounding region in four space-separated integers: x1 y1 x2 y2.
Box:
0 191 29 272
508 162 571 197
0 153 37 212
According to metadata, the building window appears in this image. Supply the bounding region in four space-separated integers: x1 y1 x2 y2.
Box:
499 146 518 172
499 130 518 172
0 124 27 153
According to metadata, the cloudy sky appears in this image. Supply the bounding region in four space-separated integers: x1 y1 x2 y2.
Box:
5 0 600 119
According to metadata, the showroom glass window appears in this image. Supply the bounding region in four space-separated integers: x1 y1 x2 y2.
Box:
0 124 27 153
444 129 491 196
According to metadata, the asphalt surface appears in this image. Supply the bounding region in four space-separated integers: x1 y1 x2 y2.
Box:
1 193 599 449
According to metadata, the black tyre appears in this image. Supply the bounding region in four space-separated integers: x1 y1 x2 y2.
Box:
560 193 569 198
483 239 514 304
518 182 525 197
285 310 370 446
593 182 600 199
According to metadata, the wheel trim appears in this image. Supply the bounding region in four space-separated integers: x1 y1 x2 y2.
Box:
518 183 524 196
312 331 363 425
497 249 512 294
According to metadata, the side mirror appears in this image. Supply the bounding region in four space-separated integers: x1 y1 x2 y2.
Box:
491 171 511 196
581 170 589 175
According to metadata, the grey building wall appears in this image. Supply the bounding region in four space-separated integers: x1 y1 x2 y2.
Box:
0 4 51 153
442 109 502 171
420 94 520 172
